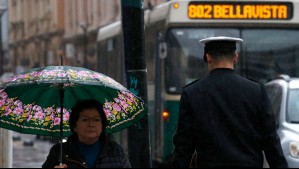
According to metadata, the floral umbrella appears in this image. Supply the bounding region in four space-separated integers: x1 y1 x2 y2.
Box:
0 66 145 137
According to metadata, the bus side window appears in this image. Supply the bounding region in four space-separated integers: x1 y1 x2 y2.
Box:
107 38 115 52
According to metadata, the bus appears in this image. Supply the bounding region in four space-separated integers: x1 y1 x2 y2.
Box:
96 0 299 167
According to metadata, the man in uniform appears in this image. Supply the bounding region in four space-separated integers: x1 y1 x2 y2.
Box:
171 36 288 168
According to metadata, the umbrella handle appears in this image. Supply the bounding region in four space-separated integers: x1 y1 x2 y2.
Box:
59 139 63 165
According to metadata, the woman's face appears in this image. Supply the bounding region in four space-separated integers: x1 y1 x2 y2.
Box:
74 108 103 144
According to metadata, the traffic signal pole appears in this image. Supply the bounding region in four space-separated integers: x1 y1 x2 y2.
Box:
0 129 12 167
121 0 151 168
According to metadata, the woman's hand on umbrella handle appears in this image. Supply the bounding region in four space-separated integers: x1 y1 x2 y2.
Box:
54 164 67 168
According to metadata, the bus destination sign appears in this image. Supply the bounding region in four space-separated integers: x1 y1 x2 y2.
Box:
188 1 293 20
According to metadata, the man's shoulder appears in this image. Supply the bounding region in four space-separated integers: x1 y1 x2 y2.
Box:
242 76 263 85
183 79 201 89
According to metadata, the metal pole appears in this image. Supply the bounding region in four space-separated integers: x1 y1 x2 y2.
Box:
0 6 11 167
121 0 151 168
59 86 64 165
0 14 3 76
0 129 12 167
0 5 11 167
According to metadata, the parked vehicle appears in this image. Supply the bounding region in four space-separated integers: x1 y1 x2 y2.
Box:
265 75 299 167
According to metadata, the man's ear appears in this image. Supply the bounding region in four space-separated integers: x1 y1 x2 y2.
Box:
206 54 212 64
233 53 238 64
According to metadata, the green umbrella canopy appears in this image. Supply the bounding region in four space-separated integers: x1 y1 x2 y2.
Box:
0 66 145 137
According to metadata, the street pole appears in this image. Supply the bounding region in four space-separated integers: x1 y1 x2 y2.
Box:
121 0 151 168
0 9 4 75
0 16 2 76
0 5 11 167
0 129 12 167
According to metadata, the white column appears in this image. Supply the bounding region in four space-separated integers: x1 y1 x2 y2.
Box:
0 128 12 168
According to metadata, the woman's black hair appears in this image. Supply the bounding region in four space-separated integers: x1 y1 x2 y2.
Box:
69 99 107 133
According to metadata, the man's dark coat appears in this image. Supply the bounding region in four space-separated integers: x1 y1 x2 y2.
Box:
172 68 288 168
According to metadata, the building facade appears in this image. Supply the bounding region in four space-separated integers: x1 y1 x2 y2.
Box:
6 0 168 74
9 0 64 73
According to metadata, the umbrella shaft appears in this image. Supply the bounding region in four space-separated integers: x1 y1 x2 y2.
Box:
59 87 64 164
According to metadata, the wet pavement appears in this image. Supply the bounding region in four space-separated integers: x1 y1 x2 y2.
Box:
12 132 55 168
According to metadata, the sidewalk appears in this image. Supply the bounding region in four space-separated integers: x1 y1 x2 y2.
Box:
12 133 54 168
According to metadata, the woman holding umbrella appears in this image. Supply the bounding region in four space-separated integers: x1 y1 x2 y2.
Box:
42 99 131 168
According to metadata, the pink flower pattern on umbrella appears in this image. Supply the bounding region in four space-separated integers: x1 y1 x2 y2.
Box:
0 89 144 134
103 91 144 129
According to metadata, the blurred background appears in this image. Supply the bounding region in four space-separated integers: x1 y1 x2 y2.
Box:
2 0 298 168
0 0 169 168
0 0 167 74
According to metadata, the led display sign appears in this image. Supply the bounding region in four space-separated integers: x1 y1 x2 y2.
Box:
188 1 293 20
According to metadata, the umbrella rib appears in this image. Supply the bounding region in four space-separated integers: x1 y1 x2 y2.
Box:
70 85 79 102
35 85 57 106
14 84 50 104
77 84 117 105
82 84 105 100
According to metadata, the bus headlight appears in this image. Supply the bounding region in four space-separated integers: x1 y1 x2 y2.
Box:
289 141 299 158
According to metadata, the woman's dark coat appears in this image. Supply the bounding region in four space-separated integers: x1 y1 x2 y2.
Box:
172 68 288 168
42 134 131 168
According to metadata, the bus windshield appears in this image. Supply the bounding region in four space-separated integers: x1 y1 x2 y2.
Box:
165 28 299 94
